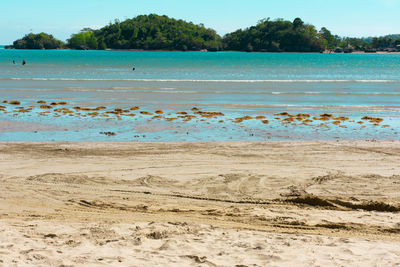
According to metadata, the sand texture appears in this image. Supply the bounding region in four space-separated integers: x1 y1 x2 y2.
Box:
1 141 400 266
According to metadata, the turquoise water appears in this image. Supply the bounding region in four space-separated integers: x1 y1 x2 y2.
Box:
0 49 399 141
1 50 400 80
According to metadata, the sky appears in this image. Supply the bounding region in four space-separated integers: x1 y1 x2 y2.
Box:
1 0 399 44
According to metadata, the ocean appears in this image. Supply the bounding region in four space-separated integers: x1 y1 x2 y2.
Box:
0 49 399 141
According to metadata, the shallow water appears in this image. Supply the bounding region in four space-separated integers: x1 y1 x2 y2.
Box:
0 50 399 141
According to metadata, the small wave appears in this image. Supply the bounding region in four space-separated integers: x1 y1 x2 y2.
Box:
106 90 400 96
71 89 132 93
2 87 400 96
2 77 400 83
302 92 400 96
110 87 137 90
153 90 196 94
110 86 177 90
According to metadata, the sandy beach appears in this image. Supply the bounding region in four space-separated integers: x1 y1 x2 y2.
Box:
1 141 400 266
3 1 400 266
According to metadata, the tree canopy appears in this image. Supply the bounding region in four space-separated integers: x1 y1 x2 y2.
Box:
7 15 400 52
89 14 222 51
67 31 99 50
223 18 325 52
12 33 64 49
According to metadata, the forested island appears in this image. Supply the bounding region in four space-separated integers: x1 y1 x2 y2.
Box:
7 33 64 50
223 18 324 52
6 14 400 52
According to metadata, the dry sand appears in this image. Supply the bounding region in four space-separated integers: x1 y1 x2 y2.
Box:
1 141 400 266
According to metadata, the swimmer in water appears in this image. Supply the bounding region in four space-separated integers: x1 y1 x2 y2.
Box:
12 60 15 64
22 60 26 66
132 67 135 71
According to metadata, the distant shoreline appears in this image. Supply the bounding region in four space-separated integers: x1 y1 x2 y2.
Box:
3 47 400 54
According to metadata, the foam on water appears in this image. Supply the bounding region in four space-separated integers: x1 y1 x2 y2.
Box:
3 77 400 83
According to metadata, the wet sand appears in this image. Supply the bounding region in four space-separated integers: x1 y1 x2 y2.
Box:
1 99 397 142
1 141 400 266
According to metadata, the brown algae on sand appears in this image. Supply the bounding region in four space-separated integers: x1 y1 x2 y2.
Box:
1 99 396 139
40 105 53 109
275 112 290 116
140 111 154 115
194 111 225 119
362 116 384 123
234 116 253 123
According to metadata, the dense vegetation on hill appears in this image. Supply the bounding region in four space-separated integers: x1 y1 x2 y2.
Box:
351 35 400 51
67 30 99 50
6 14 400 52
321 30 400 52
68 14 222 51
223 18 325 52
11 33 64 49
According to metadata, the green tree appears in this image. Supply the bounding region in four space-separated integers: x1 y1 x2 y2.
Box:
293 18 304 29
12 33 64 49
319 27 335 49
92 14 222 51
67 31 98 49
223 17 324 52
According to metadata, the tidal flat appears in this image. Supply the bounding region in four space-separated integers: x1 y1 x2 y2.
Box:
0 98 398 142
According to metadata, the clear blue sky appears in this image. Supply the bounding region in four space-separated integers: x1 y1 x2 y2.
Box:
1 0 399 44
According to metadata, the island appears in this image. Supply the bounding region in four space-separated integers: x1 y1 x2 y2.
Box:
6 14 400 53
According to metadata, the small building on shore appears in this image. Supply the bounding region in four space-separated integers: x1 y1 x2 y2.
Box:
364 48 377 53
334 47 343 53
384 47 396 52
344 46 353 53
